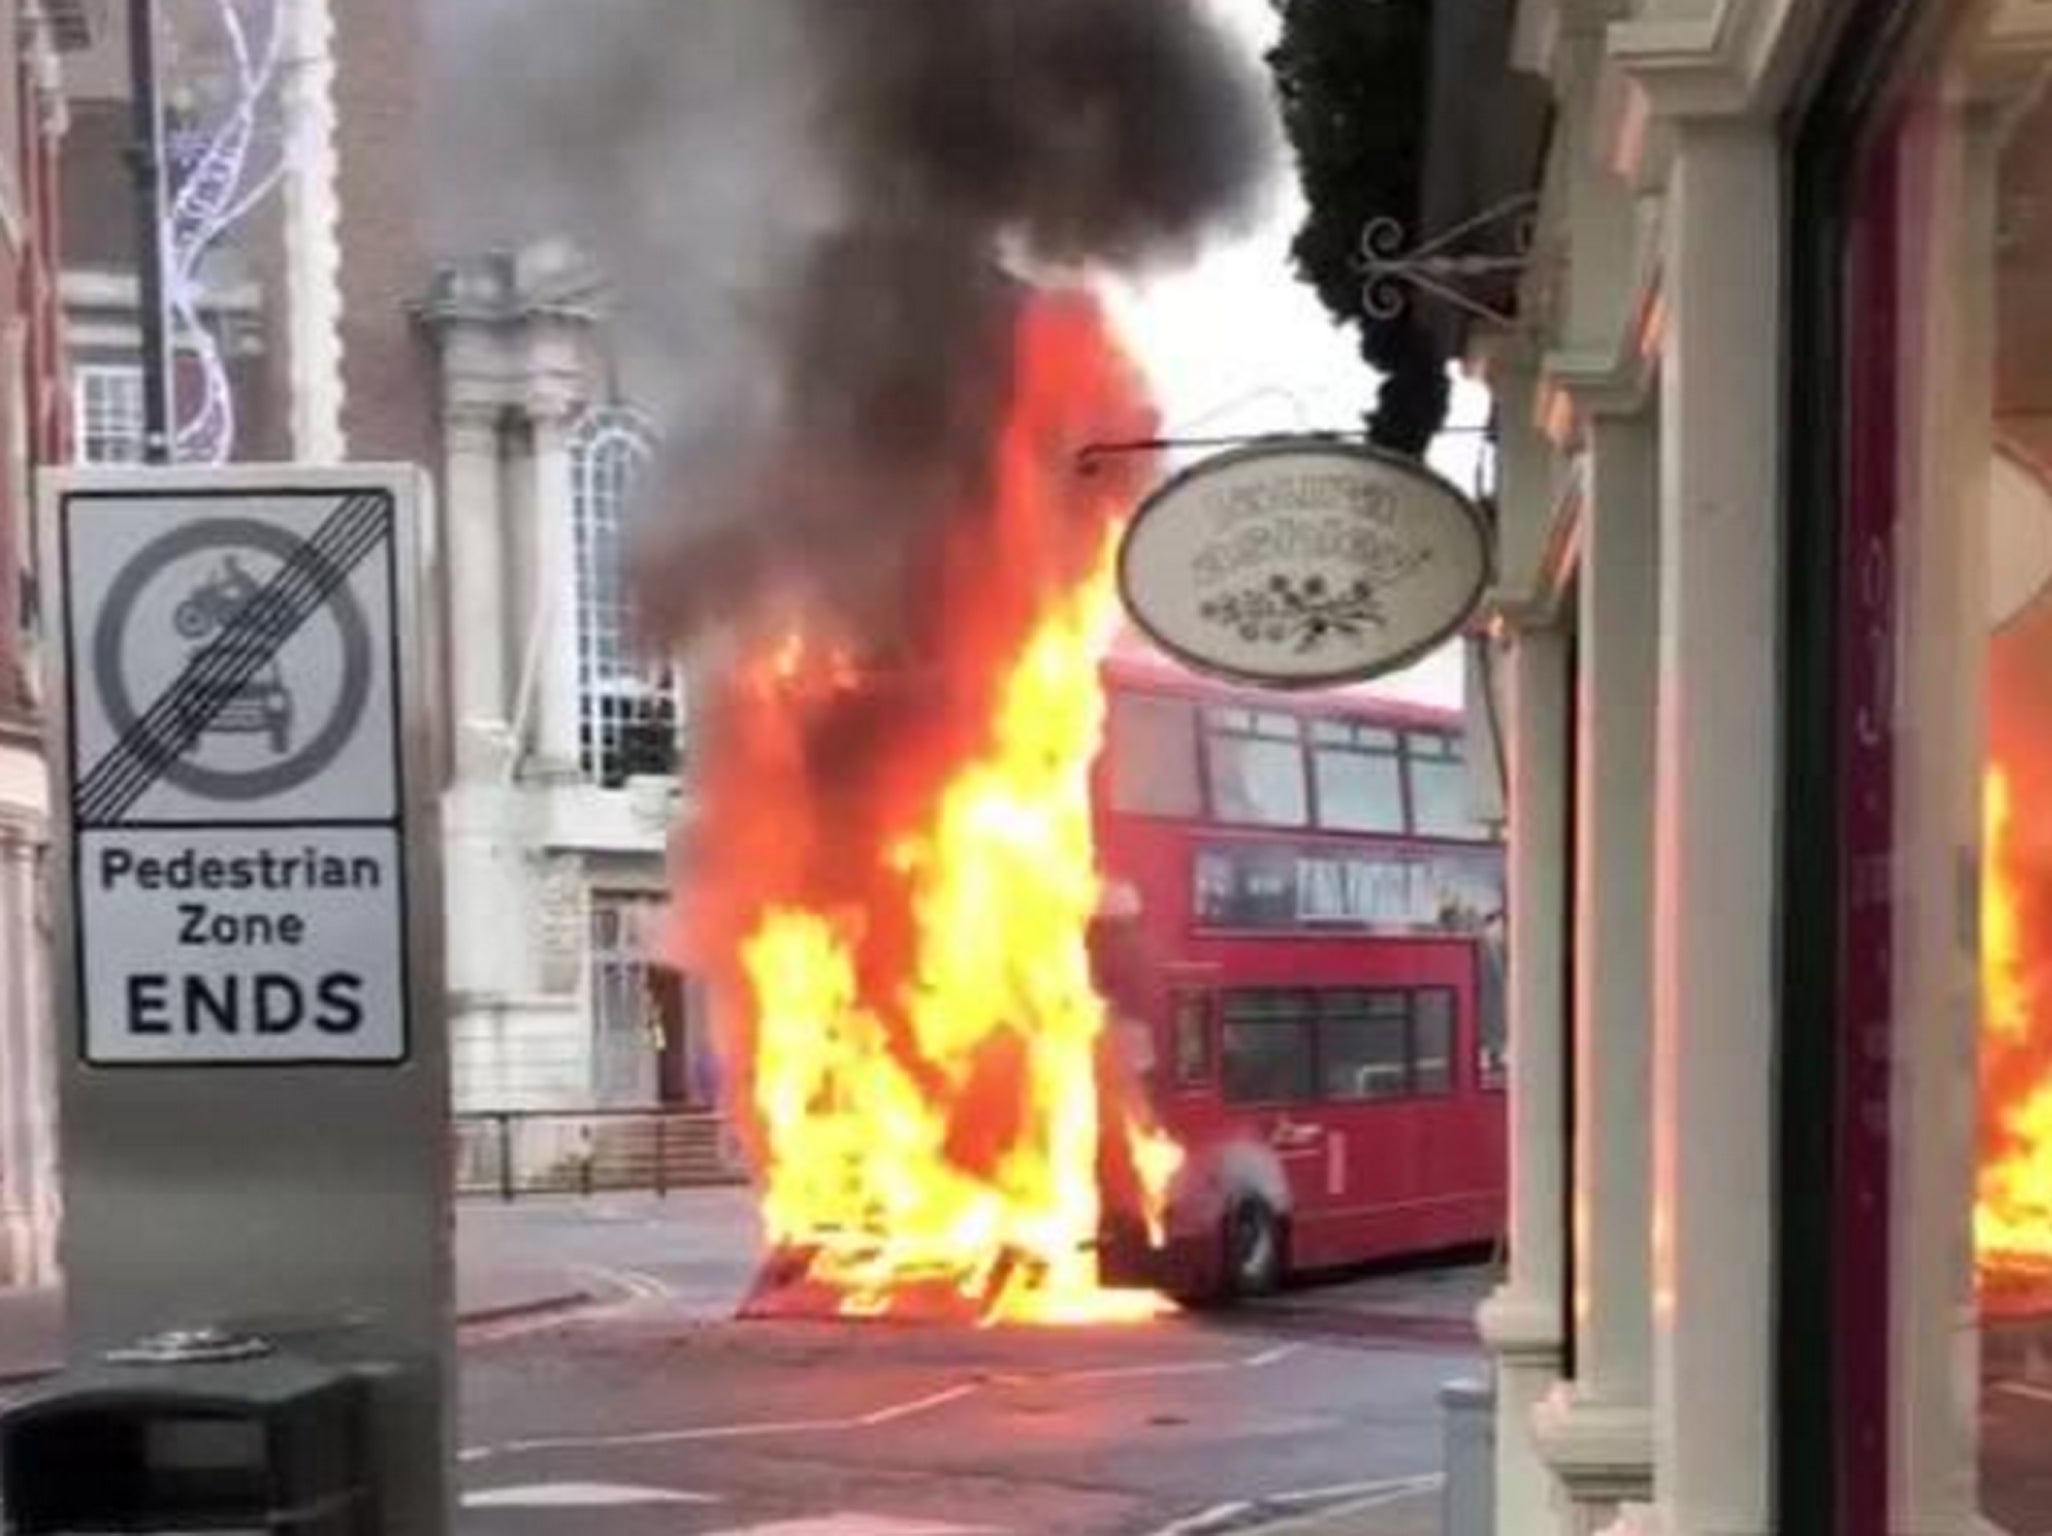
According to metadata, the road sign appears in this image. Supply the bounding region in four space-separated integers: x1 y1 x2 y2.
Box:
39 466 451 1536
55 481 411 1066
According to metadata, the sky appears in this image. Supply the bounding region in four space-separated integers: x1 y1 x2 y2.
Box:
1105 0 1485 710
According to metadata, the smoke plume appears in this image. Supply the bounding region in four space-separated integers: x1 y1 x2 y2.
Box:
431 0 1274 653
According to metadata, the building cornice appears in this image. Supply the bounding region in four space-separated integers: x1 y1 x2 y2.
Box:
1521 0 1634 93
1539 293 1660 437
414 252 607 336
1606 0 1824 122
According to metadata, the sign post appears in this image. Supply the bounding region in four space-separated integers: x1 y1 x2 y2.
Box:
39 467 450 1531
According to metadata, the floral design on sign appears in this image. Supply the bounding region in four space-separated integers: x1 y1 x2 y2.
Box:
1197 554 1432 655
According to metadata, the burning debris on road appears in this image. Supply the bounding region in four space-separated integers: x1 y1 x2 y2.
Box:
436 1 1273 1323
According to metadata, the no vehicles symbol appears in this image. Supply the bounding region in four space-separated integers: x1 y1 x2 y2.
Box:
76 497 387 825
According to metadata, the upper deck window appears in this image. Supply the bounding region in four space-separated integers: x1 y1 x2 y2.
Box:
1310 719 1406 834
1406 730 1489 841
1204 707 1308 827
1108 692 1202 817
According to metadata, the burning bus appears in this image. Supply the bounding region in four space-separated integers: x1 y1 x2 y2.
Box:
1089 652 1507 1302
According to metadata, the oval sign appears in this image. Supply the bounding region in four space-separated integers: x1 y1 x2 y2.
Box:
1991 445 2052 630
1117 440 1490 689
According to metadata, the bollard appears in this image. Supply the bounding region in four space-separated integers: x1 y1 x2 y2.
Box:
1441 1376 1495 1536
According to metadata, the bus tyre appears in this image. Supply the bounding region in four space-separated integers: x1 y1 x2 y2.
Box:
1224 1199 1283 1299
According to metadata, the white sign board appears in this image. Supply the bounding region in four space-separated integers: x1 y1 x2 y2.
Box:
54 479 413 1066
1118 440 1490 690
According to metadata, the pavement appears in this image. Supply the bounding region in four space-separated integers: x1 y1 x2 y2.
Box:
0 1270 598 1387
0 1189 748 1388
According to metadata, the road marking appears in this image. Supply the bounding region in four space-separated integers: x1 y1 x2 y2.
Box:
1240 1344 1303 1369
1031 1343 1304 1386
1143 1473 1443 1536
1996 1380 2052 1405
578 1265 674 1303
461 1383 980 1463
701 1519 997 1536
463 1482 716 1509
461 1265 679 1347
464 1333 1304 1463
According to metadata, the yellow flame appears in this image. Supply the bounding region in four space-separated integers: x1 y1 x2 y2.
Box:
740 540 1177 1325
1978 766 2052 1268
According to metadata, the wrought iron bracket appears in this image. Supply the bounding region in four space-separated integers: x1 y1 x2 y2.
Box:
1358 193 1540 329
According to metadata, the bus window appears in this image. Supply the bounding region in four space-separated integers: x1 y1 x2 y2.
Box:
1310 719 1406 834
1317 990 1410 1101
1477 915 1508 1089
1413 989 1456 1094
1406 731 1488 840
1206 708 1308 827
1171 991 1214 1087
1110 692 1202 817
1220 989 1315 1103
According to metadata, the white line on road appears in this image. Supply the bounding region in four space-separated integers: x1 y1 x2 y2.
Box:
1143 1473 1443 1536
1240 1345 1303 1368
463 1335 1306 1463
693 1518 997 1536
462 1265 678 1346
463 1482 717 1509
1009 1343 1304 1387
572 1264 676 1303
461 1383 981 1463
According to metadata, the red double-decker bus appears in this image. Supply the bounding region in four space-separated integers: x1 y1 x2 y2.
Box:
1092 650 1507 1302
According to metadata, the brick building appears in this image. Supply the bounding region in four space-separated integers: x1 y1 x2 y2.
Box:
0 0 90 1289
45 0 710 1136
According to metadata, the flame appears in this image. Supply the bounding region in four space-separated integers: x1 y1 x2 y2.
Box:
688 290 1177 1325
1978 763 2052 1273
757 631 859 697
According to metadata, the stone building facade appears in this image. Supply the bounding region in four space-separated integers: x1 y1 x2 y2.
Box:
0 0 92 1289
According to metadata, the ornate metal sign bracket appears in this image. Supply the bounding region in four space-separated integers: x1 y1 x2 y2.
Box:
1359 193 1540 329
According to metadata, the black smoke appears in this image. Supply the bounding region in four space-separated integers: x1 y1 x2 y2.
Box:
431 0 1275 652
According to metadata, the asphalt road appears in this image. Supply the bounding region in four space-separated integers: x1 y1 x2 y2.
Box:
455 1194 1486 1536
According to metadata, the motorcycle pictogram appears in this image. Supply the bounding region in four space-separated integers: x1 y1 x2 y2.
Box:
171 555 295 756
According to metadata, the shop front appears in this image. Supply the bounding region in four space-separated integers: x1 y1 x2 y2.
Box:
1435 0 2052 1532
1785 1 2052 1528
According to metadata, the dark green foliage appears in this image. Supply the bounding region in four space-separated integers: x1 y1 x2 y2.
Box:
1266 0 1446 453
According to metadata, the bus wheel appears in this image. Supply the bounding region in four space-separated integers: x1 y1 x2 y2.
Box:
1224 1199 1283 1298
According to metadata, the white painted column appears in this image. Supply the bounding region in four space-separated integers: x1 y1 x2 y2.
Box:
1532 409 1658 1535
525 401 583 779
443 401 511 777
1479 621 1570 1536
1608 118 1782 1536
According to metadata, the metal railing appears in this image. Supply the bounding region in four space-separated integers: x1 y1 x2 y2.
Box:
451 1108 750 1201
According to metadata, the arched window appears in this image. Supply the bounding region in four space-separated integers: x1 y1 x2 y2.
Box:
570 407 678 787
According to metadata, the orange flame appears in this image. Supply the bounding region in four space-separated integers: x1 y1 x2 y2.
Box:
1979 763 2052 1273
687 290 1177 1325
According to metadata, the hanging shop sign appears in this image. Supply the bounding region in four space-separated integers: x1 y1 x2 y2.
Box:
1117 439 1490 689
1991 445 2052 629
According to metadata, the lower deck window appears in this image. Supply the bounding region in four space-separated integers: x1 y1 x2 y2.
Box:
1220 990 1315 1104
1220 985 1463 1105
